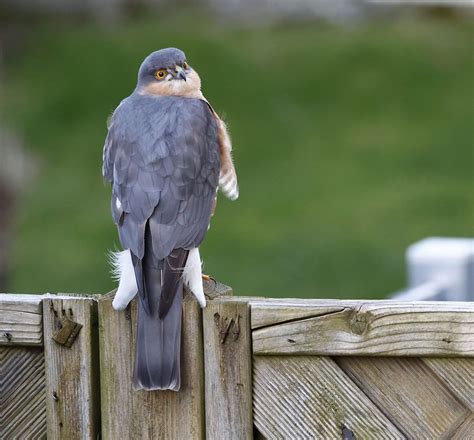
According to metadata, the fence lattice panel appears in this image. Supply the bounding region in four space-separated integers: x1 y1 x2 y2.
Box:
1 292 473 439
0 346 46 439
249 299 474 439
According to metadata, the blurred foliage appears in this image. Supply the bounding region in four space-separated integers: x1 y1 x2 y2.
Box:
1 15 472 298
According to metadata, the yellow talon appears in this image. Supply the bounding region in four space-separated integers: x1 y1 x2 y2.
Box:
202 274 211 282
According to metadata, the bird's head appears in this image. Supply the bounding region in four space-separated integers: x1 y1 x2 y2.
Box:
136 48 202 98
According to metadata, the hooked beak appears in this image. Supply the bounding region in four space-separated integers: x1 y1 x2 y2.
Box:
173 65 187 81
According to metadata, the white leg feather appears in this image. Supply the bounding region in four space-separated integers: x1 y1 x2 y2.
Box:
110 249 138 310
183 248 206 308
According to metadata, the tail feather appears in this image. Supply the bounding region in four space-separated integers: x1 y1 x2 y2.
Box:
159 249 189 318
132 221 188 391
133 262 183 391
131 253 150 314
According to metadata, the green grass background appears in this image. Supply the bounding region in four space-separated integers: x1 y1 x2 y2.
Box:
2 15 472 299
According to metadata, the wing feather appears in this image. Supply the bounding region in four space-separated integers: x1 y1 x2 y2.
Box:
103 94 220 263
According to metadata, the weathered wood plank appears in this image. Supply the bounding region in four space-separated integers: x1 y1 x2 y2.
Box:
451 413 474 440
336 356 470 439
203 300 253 440
43 296 100 440
423 357 474 410
253 303 474 356
0 346 47 439
251 300 357 329
99 290 204 439
0 294 43 346
251 300 474 329
253 355 404 439
250 299 474 307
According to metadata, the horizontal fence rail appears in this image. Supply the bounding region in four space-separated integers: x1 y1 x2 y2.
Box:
1 289 473 439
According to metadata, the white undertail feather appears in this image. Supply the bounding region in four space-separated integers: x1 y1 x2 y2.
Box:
111 247 206 311
110 249 138 310
183 248 206 308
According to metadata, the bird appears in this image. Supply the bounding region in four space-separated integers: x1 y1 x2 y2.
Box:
102 48 238 391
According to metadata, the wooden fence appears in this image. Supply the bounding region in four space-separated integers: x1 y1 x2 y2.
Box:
1 286 473 439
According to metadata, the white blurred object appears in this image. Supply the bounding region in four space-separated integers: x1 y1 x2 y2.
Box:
367 1 472 5
0 128 37 192
393 237 474 302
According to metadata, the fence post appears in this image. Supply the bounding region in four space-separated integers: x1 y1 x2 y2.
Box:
43 295 100 440
203 298 254 439
98 290 205 439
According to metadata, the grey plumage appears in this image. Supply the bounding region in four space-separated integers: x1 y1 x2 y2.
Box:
103 89 220 390
136 48 186 89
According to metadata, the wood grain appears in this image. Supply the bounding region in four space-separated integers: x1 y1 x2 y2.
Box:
99 290 204 440
336 356 470 439
253 355 404 439
0 294 43 346
203 300 253 440
251 300 357 329
0 346 46 439
43 296 100 440
423 357 474 410
2 293 473 439
451 413 474 440
250 299 474 329
253 302 474 357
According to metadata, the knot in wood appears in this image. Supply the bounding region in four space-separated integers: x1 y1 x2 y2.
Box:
349 309 369 335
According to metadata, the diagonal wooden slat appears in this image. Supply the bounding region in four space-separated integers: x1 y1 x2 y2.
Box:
451 413 474 440
2 354 45 437
0 346 47 439
336 356 469 439
3 361 45 422
253 355 404 439
5 391 46 438
423 357 474 410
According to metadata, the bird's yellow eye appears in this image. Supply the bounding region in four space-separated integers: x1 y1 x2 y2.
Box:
183 61 189 70
154 69 167 80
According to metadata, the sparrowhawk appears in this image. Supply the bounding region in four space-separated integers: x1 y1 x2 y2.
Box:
102 48 238 391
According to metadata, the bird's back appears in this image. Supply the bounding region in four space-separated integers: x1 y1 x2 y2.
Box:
104 93 220 261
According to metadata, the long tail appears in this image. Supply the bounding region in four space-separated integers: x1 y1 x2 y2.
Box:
133 249 188 391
